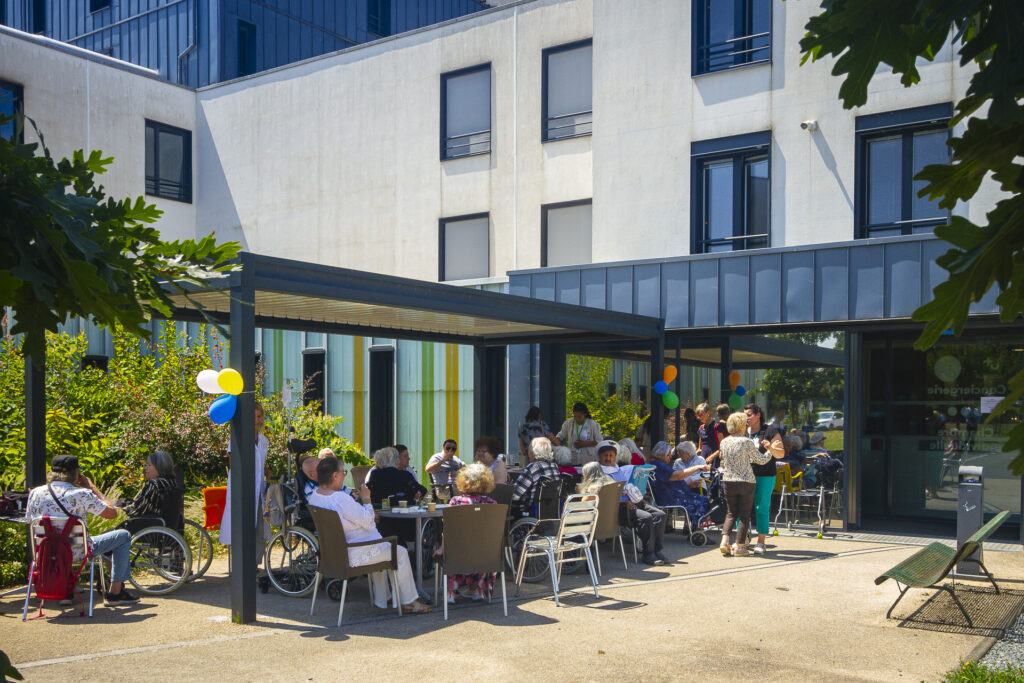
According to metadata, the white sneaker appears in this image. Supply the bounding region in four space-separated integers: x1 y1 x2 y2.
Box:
753 543 766 555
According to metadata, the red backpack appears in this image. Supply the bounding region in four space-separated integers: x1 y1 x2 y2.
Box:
32 515 83 602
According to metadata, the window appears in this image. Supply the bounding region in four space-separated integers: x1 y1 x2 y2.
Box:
237 20 256 77
856 103 952 238
31 0 44 33
367 0 390 36
0 79 24 142
542 39 592 141
541 200 592 267
302 349 326 414
440 64 491 160
693 0 770 75
145 120 192 203
439 214 489 281
90 0 111 13
0 0 8 26
691 132 770 253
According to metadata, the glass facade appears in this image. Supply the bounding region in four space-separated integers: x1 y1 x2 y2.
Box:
862 333 1023 527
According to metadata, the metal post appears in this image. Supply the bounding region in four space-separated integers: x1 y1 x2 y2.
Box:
229 254 257 624
844 331 861 530
24 333 46 488
473 345 487 439
538 343 566 428
651 335 664 444
720 337 733 405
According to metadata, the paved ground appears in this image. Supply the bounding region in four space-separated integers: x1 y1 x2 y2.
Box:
2 531 1022 682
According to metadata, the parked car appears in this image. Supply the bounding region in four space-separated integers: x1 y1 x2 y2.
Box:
816 411 844 430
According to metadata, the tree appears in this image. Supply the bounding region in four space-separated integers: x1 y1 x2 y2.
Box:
755 333 844 427
0 117 240 359
564 354 645 440
800 0 1024 473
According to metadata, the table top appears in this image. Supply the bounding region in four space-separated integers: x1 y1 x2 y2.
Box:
377 504 448 518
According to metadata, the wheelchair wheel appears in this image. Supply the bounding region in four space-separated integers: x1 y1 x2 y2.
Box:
265 527 318 597
506 518 551 583
128 527 192 595
182 519 214 581
420 518 439 580
690 531 707 547
326 578 343 601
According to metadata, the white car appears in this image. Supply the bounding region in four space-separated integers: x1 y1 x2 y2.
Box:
815 411 844 430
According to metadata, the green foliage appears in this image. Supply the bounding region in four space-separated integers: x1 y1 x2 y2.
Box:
565 355 644 440
0 522 27 591
0 116 241 360
755 333 844 425
0 322 366 494
941 660 1024 682
800 0 1024 474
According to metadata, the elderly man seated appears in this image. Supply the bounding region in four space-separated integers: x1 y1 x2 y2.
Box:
672 441 706 490
597 440 669 566
647 441 711 531
511 437 560 513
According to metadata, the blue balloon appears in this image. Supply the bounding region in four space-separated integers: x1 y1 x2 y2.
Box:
735 384 746 397
208 393 237 424
654 380 668 395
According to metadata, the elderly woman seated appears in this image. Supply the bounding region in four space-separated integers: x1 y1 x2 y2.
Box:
554 446 577 475
442 463 500 603
366 446 427 547
618 438 646 465
779 435 807 476
672 441 706 490
120 450 177 520
473 435 508 485
646 441 711 527
307 456 431 614
577 461 614 494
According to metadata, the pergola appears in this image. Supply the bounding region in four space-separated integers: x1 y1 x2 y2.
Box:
23 252 663 623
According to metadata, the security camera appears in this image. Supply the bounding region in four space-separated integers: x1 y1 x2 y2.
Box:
800 120 818 132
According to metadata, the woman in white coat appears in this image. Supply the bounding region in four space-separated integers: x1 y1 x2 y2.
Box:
220 403 271 565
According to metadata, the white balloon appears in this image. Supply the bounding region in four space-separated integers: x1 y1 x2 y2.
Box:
196 369 223 394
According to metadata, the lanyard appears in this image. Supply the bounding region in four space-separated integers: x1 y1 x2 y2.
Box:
575 421 585 443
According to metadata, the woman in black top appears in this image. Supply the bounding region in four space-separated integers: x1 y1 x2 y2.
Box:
743 404 785 554
122 450 176 518
366 446 427 547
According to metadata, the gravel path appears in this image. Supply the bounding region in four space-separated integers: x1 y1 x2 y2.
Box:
980 610 1024 671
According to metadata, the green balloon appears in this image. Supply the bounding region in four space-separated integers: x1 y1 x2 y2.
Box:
662 390 679 410
728 393 743 410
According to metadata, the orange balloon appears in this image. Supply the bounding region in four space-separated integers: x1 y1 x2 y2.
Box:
729 371 741 390
662 365 678 384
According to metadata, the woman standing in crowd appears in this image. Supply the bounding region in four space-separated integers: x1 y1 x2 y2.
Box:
682 407 700 445
717 412 771 556
556 402 602 464
744 403 785 555
518 406 559 460
696 402 727 464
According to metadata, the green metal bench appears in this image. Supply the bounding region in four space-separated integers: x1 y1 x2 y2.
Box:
875 510 1011 625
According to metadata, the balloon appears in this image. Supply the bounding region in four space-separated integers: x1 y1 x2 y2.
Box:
208 393 237 424
662 366 678 384
729 371 741 390
735 384 746 397
217 368 243 395
196 369 222 394
654 380 668 395
661 391 679 410
728 393 743 411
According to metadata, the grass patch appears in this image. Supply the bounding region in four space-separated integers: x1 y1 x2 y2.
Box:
823 429 844 452
942 661 1024 682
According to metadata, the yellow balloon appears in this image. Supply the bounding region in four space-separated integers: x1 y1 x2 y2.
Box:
662 365 678 384
217 368 243 395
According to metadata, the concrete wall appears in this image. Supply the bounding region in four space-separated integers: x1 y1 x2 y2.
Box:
0 27 198 241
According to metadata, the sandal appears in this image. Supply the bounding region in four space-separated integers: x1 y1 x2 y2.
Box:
402 600 432 614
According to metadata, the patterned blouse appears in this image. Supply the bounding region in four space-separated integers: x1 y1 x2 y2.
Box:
124 477 174 517
718 436 772 483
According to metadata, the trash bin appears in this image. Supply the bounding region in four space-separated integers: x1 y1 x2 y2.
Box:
956 465 984 576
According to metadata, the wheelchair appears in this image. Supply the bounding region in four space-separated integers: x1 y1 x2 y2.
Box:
505 477 564 583
119 485 193 596
262 437 320 598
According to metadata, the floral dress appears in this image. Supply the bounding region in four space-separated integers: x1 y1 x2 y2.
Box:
446 494 497 600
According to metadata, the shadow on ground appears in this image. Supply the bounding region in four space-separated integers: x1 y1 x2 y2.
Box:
898 587 1024 638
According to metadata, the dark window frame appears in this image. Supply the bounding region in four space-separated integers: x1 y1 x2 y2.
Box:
690 131 771 254
540 198 593 267
692 0 771 76
438 212 491 282
145 119 193 204
31 0 45 33
541 38 593 143
367 0 391 37
440 63 492 161
0 79 25 143
855 103 953 239
90 0 111 13
237 19 257 77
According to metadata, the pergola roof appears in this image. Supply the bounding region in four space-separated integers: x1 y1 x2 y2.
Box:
168 253 663 345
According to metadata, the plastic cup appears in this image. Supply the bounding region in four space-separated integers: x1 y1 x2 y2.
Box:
399 500 408 509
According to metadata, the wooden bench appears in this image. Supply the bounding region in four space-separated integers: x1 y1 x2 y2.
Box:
875 510 1011 625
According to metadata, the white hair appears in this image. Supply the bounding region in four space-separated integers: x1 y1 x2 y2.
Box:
676 441 697 458
553 446 573 466
618 438 640 454
615 444 632 466
530 436 554 462
372 446 399 469
651 441 673 460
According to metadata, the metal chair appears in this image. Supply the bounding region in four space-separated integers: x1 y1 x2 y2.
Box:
307 505 402 627
591 482 627 575
490 483 514 506
23 516 105 619
514 493 600 607
433 503 509 620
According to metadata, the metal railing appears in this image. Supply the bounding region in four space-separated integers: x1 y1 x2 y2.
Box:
544 110 593 141
696 31 770 74
443 129 491 159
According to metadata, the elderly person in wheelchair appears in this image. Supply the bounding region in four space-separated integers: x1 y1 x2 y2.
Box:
119 451 177 519
307 456 432 614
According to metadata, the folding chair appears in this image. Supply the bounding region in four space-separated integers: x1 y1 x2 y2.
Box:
23 516 105 619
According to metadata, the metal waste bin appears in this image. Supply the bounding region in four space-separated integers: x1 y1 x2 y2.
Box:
956 465 984 576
